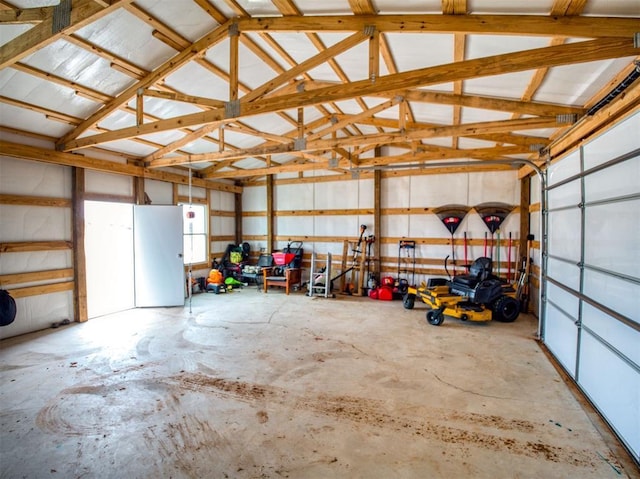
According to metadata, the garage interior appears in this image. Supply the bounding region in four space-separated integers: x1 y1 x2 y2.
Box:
0 0 639 477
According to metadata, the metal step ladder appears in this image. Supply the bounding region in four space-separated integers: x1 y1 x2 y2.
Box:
307 252 333 298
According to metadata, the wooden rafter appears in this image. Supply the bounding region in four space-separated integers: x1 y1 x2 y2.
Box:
0 0 135 69
60 37 637 153
148 116 561 168
235 14 640 38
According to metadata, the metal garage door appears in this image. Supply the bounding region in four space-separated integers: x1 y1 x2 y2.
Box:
542 111 639 461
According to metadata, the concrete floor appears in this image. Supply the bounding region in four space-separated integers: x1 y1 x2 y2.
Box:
0 287 636 478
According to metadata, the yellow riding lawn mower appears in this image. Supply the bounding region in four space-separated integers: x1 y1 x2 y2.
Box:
403 256 520 326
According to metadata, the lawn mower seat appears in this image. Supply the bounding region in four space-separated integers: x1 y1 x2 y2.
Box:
452 257 492 289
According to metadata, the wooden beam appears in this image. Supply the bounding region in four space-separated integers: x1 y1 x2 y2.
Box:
0 269 74 288
237 14 640 38
0 0 134 69
7 281 75 300
0 241 72 253
152 116 560 168
229 24 239 101
0 194 71 207
241 31 368 104
73 167 88 323
56 19 231 146
0 140 242 193
0 7 48 24
142 89 226 109
266 174 274 253
64 37 635 152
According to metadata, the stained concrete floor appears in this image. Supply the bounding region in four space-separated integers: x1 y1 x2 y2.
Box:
0 287 636 479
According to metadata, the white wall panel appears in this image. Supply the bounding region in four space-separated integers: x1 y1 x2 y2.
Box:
467 171 519 206
177 184 206 199
578 331 640 459
382 177 410 207
276 184 313 210
278 216 313 237
583 112 640 170
242 216 267 236
544 303 578 375
0 251 71 276
0 206 70 242
85 170 132 196
0 292 73 340
584 200 640 276
242 186 266 211
313 216 356 237
410 173 469 206
0 157 70 196
144 179 173 205
314 181 359 209
583 269 639 321
210 189 235 211
382 214 409 239
211 216 235 236
547 208 581 262
530 174 541 204
357 179 374 208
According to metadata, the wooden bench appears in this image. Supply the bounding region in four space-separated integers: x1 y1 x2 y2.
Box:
263 267 302 295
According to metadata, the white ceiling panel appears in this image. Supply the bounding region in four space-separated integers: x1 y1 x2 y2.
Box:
74 9 176 71
0 24 32 47
535 57 637 106
135 0 220 41
375 0 442 14
0 69 98 119
164 61 229 100
130 96 205 119
461 107 512 124
0 103 71 138
582 0 640 17
21 39 134 96
464 71 538 99
385 33 453 71
468 0 555 14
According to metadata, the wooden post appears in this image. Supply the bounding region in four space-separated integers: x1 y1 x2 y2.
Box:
266 174 274 253
234 181 242 245
374 156 382 281
72 167 88 323
519 175 531 269
134 176 146 205
340 239 349 293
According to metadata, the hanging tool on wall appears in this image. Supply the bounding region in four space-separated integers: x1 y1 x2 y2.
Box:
475 203 513 261
496 229 501 278
434 205 470 276
463 232 469 270
516 234 535 313
507 232 513 282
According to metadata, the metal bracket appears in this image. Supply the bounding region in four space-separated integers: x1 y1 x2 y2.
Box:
52 0 71 34
351 170 360 179
634 32 640 49
556 113 578 124
294 137 307 151
328 157 339 168
228 22 239 37
364 25 376 37
224 99 240 118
